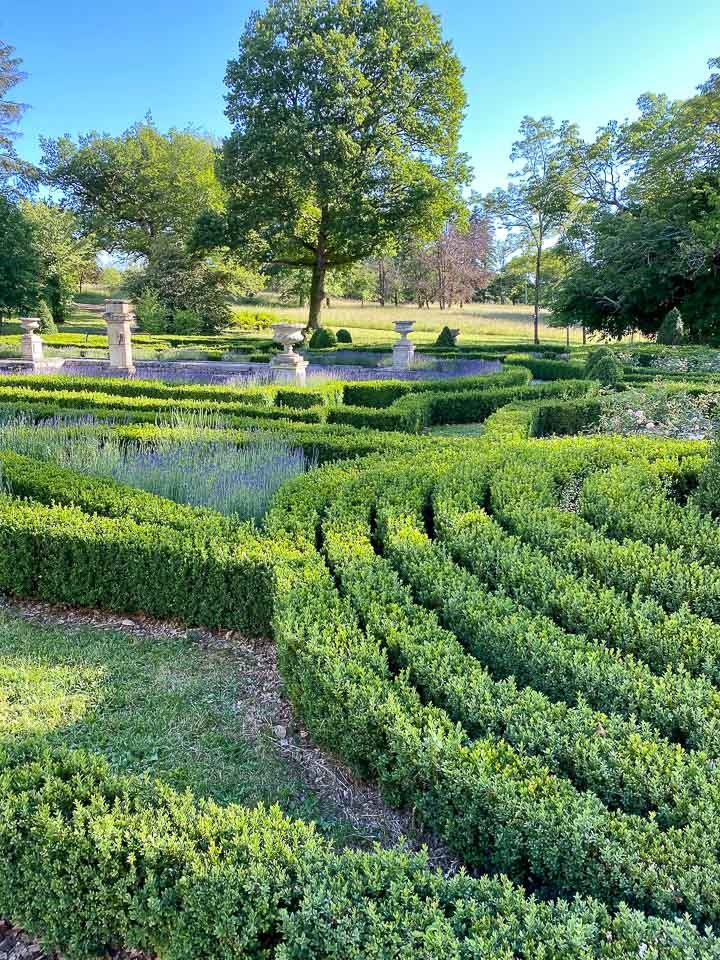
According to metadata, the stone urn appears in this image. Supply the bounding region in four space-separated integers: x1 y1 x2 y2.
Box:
392 319 416 370
270 323 309 386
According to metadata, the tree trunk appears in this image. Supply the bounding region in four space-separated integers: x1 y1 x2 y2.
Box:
533 244 542 345
582 325 586 346
308 241 327 331
566 325 570 350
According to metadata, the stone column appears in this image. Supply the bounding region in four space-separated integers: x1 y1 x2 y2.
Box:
19 317 44 365
392 320 416 370
103 300 135 374
270 323 309 387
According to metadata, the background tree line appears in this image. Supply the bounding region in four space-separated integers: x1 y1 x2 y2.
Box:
2 4 718 343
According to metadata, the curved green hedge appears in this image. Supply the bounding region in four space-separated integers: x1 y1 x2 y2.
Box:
3 378 720 955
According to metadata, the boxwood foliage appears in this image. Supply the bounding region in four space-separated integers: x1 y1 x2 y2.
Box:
2 744 713 960
267 457 720 926
0 489 280 636
329 380 594 432
4 381 720 954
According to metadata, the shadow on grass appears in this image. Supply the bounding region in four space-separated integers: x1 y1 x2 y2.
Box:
0 610 362 845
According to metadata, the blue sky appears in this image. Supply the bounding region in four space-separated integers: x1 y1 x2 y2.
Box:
3 0 719 193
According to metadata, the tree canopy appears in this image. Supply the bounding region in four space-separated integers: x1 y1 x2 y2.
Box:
484 117 580 343
41 120 225 258
0 41 34 195
553 58 720 340
20 200 99 323
0 196 39 328
196 0 470 328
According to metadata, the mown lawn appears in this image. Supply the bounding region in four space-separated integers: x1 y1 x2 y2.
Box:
0 609 361 843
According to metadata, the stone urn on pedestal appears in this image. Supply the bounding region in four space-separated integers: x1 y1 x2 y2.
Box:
103 300 136 374
392 320 416 370
19 317 45 365
270 323 309 387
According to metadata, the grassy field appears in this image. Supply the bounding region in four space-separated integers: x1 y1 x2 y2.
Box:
261 300 572 346
1 297 578 349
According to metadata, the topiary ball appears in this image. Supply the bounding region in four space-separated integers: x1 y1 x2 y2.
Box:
336 328 353 344
309 327 338 349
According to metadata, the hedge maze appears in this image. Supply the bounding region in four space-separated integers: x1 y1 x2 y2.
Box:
2 362 720 957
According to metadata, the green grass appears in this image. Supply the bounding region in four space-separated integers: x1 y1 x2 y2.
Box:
0 609 363 844
250 299 572 345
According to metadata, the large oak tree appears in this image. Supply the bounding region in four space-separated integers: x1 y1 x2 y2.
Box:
199 0 469 329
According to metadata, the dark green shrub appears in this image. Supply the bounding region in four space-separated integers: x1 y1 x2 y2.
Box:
435 325 458 348
657 307 685 345
308 327 338 349
335 328 353 343
585 347 623 385
37 299 57 334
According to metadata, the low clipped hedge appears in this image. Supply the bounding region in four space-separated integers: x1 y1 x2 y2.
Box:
268 464 720 927
3 744 712 960
491 447 720 623
329 380 594 432
0 373 344 410
505 354 587 380
0 492 279 636
322 470 720 825
342 367 531 408
0 384 326 425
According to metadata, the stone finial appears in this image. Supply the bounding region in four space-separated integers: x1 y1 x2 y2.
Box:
270 322 309 387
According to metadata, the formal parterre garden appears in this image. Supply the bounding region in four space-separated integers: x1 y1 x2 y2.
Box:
6 341 720 958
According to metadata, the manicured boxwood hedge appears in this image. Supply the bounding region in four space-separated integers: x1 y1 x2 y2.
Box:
0 384 327 425
341 367 532 408
267 461 720 926
328 380 594 432
3 744 711 960
0 492 280 636
505 354 588 380
0 373 344 410
4 378 720 955
321 469 720 824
